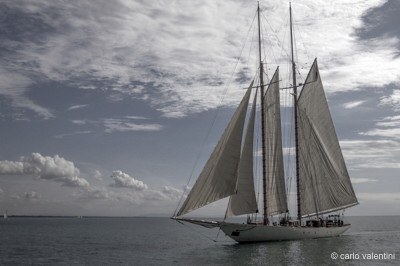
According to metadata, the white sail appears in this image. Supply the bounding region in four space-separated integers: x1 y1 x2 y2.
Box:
297 59 358 217
264 68 288 216
226 90 258 218
177 82 253 216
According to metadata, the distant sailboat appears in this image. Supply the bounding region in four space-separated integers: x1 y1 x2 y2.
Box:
172 3 359 243
4 210 8 220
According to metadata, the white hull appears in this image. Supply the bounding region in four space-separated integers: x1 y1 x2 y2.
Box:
220 222 350 243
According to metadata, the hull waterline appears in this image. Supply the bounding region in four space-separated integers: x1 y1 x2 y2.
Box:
220 222 350 243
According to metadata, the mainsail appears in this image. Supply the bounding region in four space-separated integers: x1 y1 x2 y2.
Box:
177 82 253 216
297 59 359 217
264 68 288 216
226 90 258 218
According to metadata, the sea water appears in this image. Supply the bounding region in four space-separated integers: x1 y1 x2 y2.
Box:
0 216 398 265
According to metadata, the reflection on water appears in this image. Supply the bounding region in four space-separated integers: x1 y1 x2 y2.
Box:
0 216 398 265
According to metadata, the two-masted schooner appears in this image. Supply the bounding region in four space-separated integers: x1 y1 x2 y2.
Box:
172 3 358 243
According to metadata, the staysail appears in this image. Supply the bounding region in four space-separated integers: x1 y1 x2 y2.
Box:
264 68 288 216
297 59 358 217
177 82 253 216
225 90 258 218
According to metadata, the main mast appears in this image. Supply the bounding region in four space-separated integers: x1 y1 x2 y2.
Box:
257 2 268 226
289 3 301 222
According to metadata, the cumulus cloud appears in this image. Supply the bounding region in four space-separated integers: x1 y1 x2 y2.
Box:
75 186 117 201
0 153 89 187
162 186 184 200
110 170 148 190
91 170 103 180
74 183 184 207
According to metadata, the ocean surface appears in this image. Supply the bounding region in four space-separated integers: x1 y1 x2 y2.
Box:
0 216 398 265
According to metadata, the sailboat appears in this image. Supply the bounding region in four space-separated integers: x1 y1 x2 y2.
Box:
172 3 358 243
4 210 8 220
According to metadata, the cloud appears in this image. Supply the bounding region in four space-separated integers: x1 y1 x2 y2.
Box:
54 130 92 139
360 128 400 139
103 118 163 133
0 68 54 119
110 170 148 190
375 115 400 127
75 182 183 207
343 100 365 109
124 116 148 120
0 153 89 187
2 0 398 119
162 185 185 200
359 115 400 139
91 170 103 180
380 90 400 111
357 192 400 202
341 140 400 169
71 119 91 125
70 117 162 133
75 186 117 201
351 177 377 184
67 104 88 111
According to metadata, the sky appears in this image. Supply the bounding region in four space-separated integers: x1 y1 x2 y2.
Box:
0 0 399 217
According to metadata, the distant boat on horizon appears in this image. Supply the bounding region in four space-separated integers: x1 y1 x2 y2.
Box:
4 210 8 220
172 3 358 243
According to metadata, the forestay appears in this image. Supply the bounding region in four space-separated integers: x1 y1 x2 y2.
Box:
297 59 358 217
177 82 253 216
264 68 288 216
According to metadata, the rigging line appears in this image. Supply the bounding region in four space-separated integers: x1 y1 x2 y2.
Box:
280 18 291 89
213 227 229 243
173 10 258 216
177 220 220 243
291 12 309 83
260 19 268 80
259 15 275 74
293 24 303 83
293 14 311 67
245 21 258 77
260 11 291 63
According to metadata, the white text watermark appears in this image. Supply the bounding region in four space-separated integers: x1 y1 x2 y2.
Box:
331 252 396 260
